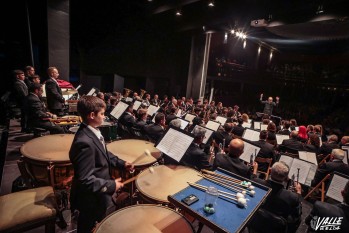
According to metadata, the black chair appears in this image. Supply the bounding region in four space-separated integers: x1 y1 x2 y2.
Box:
248 208 288 233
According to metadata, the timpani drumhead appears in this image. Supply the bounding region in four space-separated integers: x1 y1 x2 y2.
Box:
135 165 201 204
94 205 194 233
69 126 79 134
107 139 161 167
20 134 74 162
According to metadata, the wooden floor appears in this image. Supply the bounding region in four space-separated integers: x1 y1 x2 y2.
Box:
0 119 313 233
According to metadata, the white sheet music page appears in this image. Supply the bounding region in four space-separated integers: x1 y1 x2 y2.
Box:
205 121 220 131
242 129 260 142
216 116 227 125
242 122 252 128
110 101 129 120
133 100 142 110
279 155 294 170
304 164 317 187
342 146 349 165
147 105 160 116
289 158 311 185
299 151 318 165
240 141 261 163
191 125 214 144
326 174 349 202
178 119 189 130
87 88 96 96
176 109 182 117
260 124 268 131
253 122 261 130
184 113 196 124
276 134 289 145
156 128 194 162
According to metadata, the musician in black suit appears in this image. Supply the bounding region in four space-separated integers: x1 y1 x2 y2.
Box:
69 96 134 233
213 138 258 179
180 126 211 171
319 134 339 156
231 117 245 137
165 107 178 125
212 123 233 150
25 83 64 134
45 67 65 116
253 130 276 173
253 162 302 233
278 120 291 135
311 149 349 187
281 130 305 151
143 112 165 142
305 180 349 233
150 94 160 106
12 70 28 132
119 103 136 128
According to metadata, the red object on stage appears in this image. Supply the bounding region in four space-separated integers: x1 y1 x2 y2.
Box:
57 79 75 89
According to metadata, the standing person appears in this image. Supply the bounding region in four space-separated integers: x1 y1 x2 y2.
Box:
12 69 28 132
24 65 35 87
259 93 279 116
45 67 65 116
69 96 134 233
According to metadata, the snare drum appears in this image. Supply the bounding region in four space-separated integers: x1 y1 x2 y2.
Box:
98 121 117 142
94 205 194 233
135 165 201 204
19 134 74 189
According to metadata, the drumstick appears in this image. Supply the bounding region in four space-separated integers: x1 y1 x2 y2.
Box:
201 170 255 190
123 166 154 185
199 174 244 191
188 182 247 199
131 149 152 164
188 182 247 207
201 173 252 191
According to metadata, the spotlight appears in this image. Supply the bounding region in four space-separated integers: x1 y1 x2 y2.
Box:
243 40 246 49
230 29 235 34
176 9 182 16
258 46 261 54
208 1 215 7
316 5 324 14
224 32 228 44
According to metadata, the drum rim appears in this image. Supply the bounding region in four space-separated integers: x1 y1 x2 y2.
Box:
135 165 200 203
20 134 74 162
93 204 195 233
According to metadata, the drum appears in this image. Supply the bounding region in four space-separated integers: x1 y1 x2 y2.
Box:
98 121 117 142
94 205 194 233
19 134 74 189
68 126 79 134
135 165 201 204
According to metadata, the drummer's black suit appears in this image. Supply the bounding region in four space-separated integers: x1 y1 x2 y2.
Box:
69 123 126 233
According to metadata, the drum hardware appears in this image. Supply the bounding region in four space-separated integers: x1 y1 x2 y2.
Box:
123 88 133 98
139 89 147 99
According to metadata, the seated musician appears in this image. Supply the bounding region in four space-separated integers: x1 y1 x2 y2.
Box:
165 107 178 125
169 118 181 129
319 134 339 156
213 138 258 179
143 113 165 142
135 108 148 130
119 102 136 128
253 162 302 233
280 130 305 151
25 83 65 134
311 149 349 188
180 127 212 171
231 117 244 137
212 123 233 151
305 180 349 232
253 130 276 175
69 96 134 233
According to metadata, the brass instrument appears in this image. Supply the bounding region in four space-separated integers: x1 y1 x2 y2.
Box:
123 88 133 98
139 89 147 99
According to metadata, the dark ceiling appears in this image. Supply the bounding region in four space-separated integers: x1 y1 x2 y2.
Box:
71 0 349 55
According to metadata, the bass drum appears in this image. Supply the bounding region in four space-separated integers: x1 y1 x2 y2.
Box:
98 121 117 142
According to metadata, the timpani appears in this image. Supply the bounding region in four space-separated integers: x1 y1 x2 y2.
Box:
135 165 201 205
94 205 194 233
107 139 161 177
19 134 74 188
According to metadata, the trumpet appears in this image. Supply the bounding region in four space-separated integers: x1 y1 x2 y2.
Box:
139 89 147 99
123 88 133 98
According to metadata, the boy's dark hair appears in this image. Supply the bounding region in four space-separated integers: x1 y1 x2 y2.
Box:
78 96 106 122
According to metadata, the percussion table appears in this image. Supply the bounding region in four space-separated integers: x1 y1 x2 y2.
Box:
94 205 194 233
19 134 74 188
135 165 202 205
168 168 272 233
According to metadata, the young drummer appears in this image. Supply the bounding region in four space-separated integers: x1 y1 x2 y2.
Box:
69 96 134 233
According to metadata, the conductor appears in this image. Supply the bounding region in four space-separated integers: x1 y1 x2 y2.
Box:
259 93 279 116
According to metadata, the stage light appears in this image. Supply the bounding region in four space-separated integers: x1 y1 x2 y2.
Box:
230 29 235 34
176 9 182 16
269 51 273 60
224 32 228 44
243 40 246 49
208 1 215 7
258 46 261 54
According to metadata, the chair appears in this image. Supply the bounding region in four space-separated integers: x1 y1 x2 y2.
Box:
248 208 288 233
0 186 57 233
255 157 273 180
304 173 331 202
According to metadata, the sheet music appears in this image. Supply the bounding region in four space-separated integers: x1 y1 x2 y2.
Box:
216 116 227 125
326 174 349 202
191 125 214 144
178 118 189 130
295 126 299 131
242 122 252 128
133 100 142 110
87 88 96 96
156 128 194 162
304 164 317 187
248 119 252 124
288 158 311 185
147 105 160 117
341 146 349 165
205 120 220 131
279 155 294 169
260 124 268 131
299 151 318 165
242 129 260 142
125 97 133 102
253 121 261 130
240 141 261 163
276 134 290 145
176 109 182 117
184 113 196 124
110 101 129 120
